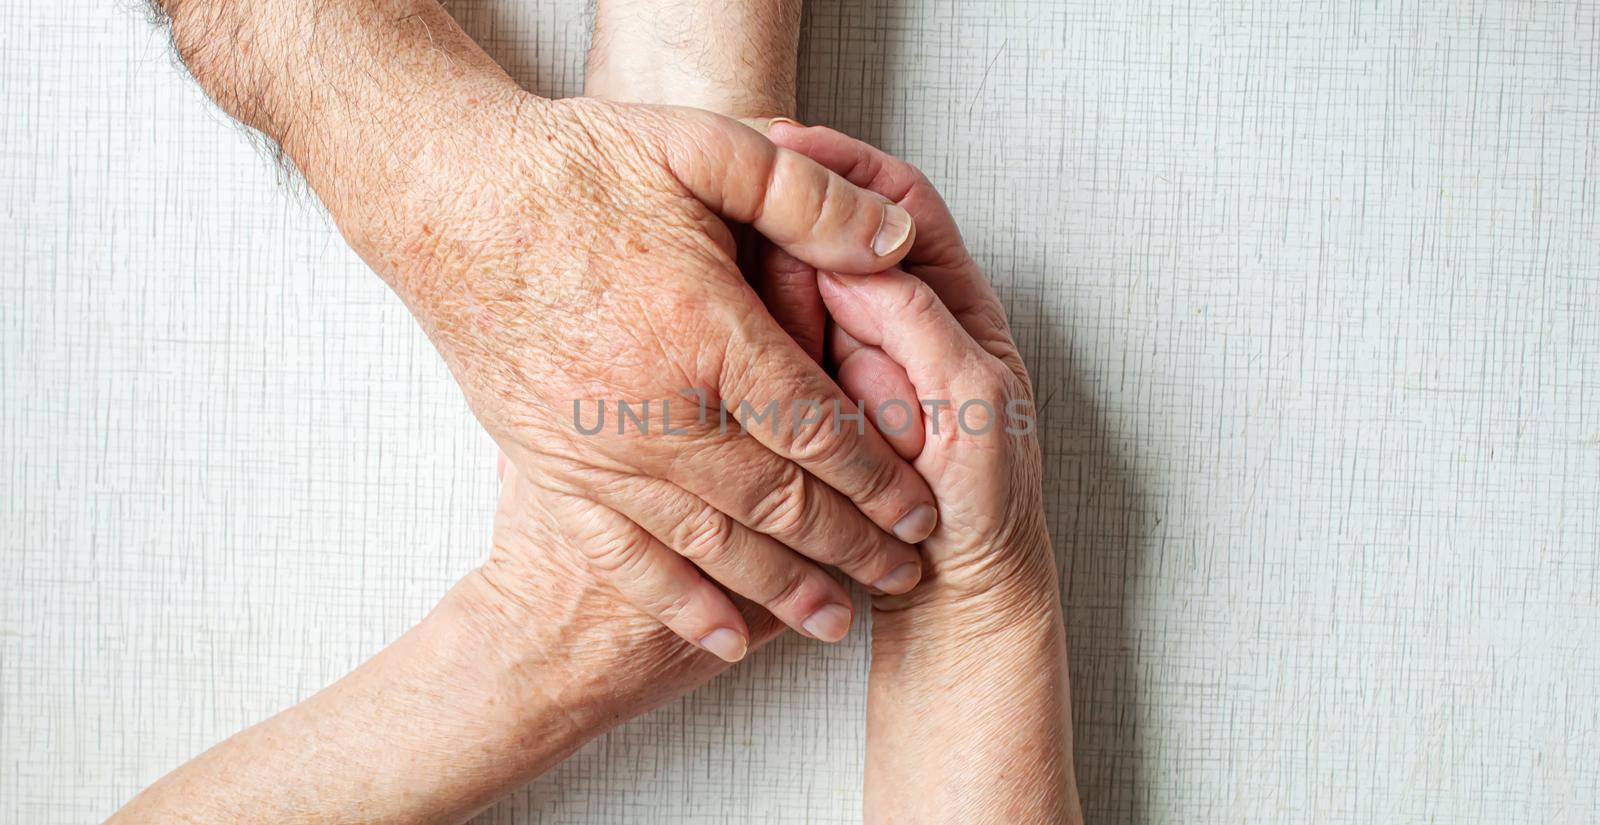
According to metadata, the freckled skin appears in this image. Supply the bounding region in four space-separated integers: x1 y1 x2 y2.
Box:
119 1 1079 822
158 0 941 652
586 8 1084 817
362 97 945 649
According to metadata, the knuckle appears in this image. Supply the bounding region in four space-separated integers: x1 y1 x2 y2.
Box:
582 531 646 577
810 168 847 235
830 531 883 571
747 465 812 537
840 137 879 183
773 152 829 238
785 406 848 465
853 452 903 505
678 511 736 566
976 359 1018 400
657 586 700 624
766 565 812 609
896 280 943 321
949 351 1012 400
748 149 780 226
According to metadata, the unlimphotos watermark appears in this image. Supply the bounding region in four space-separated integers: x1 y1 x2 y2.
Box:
572 388 1035 437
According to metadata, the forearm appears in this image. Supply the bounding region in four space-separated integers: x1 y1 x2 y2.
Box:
867 565 1082 824
110 578 604 824
156 0 522 223
586 0 801 118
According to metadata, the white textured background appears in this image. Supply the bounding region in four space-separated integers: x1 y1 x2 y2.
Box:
4 0 1599 822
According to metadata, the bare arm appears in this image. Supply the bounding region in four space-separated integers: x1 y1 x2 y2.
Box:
783 122 1084 823
109 580 596 824
789 119 1084 821
110 470 783 824
148 0 940 661
587 0 802 121
584 8 1084 818
867 579 1078 823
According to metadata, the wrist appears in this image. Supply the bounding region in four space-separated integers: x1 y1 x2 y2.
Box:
586 0 801 119
437 555 723 738
871 518 1061 627
864 561 1080 825
870 572 1062 671
868 522 1064 685
422 571 622 747
314 573 622 818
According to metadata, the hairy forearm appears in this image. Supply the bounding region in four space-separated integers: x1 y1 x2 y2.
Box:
109 577 608 824
155 0 522 220
586 0 802 118
867 564 1082 824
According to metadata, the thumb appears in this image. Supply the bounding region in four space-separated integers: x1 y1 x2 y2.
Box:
660 109 915 274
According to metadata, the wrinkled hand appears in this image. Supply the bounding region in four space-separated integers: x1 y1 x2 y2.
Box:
766 125 1078 825
107 460 791 825
344 92 940 659
161 0 934 662
763 123 1055 611
456 464 787 723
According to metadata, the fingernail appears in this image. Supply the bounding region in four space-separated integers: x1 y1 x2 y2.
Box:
698 628 748 662
872 562 922 595
892 504 938 543
801 604 852 642
768 116 804 130
872 203 913 256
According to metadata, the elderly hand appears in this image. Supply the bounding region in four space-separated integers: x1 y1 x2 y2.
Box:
367 93 939 660
158 0 941 660
768 123 1082 824
466 464 787 719
768 123 1053 604
111 464 784 825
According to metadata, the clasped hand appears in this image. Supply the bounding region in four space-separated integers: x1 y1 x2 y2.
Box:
117 0 1081 821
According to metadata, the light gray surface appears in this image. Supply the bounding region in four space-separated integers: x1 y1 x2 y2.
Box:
4 0 1599 822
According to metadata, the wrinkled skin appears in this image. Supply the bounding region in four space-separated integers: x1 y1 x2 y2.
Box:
163 0 938 659
582 12 1075 813
468 121 1072 822
464 464 787 719
343 92 941 658
120 0 1078 820
764 124 1079 824
763 123 1054 606
108 460 789 825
